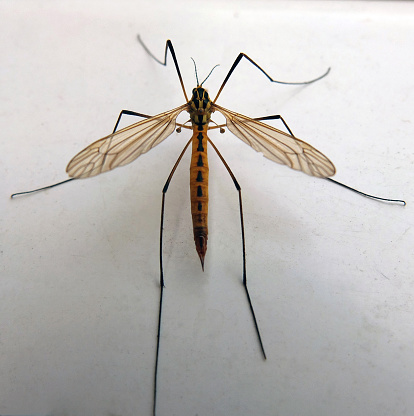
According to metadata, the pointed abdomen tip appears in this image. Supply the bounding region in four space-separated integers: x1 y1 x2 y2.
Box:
195 233 207 271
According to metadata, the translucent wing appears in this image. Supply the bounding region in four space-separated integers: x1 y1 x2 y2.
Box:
66 104 188 178
214 104 335 178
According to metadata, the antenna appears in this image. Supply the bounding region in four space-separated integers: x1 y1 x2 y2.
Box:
191 57 199 86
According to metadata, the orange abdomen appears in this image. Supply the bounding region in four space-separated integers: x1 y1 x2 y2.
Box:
190 128 209 268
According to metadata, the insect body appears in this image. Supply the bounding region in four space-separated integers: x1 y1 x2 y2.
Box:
60 44 338 414
11 37 405 416
189 87 212 268
65 82 336 268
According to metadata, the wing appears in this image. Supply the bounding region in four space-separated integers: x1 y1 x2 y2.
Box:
66 104 188 178
214 104 335 178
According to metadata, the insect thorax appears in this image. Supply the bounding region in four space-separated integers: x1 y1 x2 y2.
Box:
188 87 213 131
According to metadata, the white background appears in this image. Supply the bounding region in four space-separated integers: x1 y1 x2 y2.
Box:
1 1 413 416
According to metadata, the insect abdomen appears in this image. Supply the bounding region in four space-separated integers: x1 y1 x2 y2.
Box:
190 129 209 269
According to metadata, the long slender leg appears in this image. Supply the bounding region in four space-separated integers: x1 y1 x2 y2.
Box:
10 178 77 198
112 109 152 133
11 111 153 198
242 115 407 205
138 35 189 102
207 138 266 360
252 114 295 135
214 53 330 103
325 178 406 205
208 114 305 136
153 137 193 416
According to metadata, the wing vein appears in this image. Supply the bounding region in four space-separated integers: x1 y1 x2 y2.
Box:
215 104 335 178
66 104 188 178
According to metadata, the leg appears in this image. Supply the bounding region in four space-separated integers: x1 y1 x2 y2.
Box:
207 114 295 136
111 109 151 133
325 178 406 205
253 114 295 136
207 138 266 360
153 137 193 416
214 53 330 103
11 111 153 198
138 36 189 102
11 178 76 198
245 116 406 205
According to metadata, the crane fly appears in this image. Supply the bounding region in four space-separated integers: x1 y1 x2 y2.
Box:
11 36 406 416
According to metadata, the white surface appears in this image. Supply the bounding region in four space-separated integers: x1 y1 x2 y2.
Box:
1 1 413 416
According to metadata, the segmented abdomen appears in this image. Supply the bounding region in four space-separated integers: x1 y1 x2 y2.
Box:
190 128 209 267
